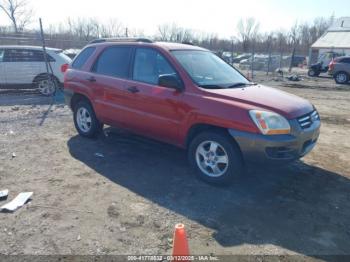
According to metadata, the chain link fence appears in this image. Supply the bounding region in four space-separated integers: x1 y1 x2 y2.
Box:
0 32 88 49
0 31 312 99
220 48 308 80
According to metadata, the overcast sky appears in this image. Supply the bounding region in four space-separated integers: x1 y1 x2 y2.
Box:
1 0 349 38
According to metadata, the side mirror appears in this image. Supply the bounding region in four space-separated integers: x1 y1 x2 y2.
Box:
158 74 183 91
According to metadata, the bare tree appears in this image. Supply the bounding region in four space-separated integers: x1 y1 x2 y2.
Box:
276 31 287 67
65 17 101 41
157 23 179 41
298 22 312 52
157 23 196 43
0 11 336 56
288 22 299 71
157 24 171 41
0 0 33 33
237 17 260 52
127 27 145 38
100 18 124 38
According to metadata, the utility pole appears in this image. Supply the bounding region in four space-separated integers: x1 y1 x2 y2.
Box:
39 18 50 75
39 18 57 95
289 45 296 73
266 35 272 75
279 37 283 69
251 39 255 80
231 39 234 65
125 27 128 37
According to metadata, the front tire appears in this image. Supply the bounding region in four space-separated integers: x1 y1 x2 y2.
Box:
334 72 349 84
188 131 243 185
73 100 103 138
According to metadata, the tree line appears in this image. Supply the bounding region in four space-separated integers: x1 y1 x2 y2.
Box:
0 0 334 55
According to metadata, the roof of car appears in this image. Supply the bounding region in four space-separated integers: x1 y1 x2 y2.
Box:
336 56 350 60
87 41 208 52
0 45 62 51
155 42 207 51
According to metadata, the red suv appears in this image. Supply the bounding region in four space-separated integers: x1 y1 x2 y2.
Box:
64 38 320 184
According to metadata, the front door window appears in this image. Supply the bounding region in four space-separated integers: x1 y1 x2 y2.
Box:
133 48 178 85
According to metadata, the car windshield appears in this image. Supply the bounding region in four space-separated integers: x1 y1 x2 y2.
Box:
171 50 250 88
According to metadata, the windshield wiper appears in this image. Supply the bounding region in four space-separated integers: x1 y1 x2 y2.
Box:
199 82 257 89
198 84 226 89
227 82 257 88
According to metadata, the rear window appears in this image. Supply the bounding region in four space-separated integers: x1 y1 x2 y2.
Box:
72 47 95 69
55 50 72 63
92 46 132 78
339 57 350 64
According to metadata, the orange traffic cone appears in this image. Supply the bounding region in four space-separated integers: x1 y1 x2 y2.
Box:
172 223 190 262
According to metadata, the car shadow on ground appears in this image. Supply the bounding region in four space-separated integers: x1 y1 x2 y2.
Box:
0 90 64 106
314 75 332 79
67 127 350 257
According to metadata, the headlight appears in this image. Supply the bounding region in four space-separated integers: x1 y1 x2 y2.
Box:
249 110 291 135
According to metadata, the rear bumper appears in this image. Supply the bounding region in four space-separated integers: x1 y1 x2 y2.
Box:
63 89 73 109
228 119 320 164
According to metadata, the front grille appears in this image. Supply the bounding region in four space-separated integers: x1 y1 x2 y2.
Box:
297 110 319 129
266 146 296 159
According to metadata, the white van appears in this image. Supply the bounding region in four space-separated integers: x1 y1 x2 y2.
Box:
0 46 71 95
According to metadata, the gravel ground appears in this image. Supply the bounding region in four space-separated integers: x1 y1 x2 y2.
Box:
0 73 349 261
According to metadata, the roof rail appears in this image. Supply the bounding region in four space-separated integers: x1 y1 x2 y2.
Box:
182 41 194 46
89 38 153 44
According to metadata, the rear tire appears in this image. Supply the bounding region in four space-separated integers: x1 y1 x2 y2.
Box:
188 131 243 185
334 71 349 84
308 69 319 77
73 100 103 138
34 74 59 96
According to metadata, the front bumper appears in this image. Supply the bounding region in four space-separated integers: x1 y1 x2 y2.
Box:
228 118 320 164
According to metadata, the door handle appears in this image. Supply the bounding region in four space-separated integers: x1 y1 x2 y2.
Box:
87 76 96 82
127 86 140 93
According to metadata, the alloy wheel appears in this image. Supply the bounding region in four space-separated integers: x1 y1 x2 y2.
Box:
76 107 92 132
336 73 347 83
38 79 56 96
195 140 229 177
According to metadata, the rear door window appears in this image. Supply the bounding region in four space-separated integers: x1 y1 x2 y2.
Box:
72 47 95 69
92 46 132 78
4 49 30 62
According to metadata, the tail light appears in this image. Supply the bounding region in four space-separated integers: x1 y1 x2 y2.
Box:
329 59 336 71
61 63 69 73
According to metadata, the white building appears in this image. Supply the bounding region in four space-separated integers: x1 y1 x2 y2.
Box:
310 17 350 63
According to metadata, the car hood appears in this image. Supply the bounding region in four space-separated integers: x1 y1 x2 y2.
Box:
204 84 313 119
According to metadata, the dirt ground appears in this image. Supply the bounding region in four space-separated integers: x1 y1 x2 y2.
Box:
0 72 350 261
